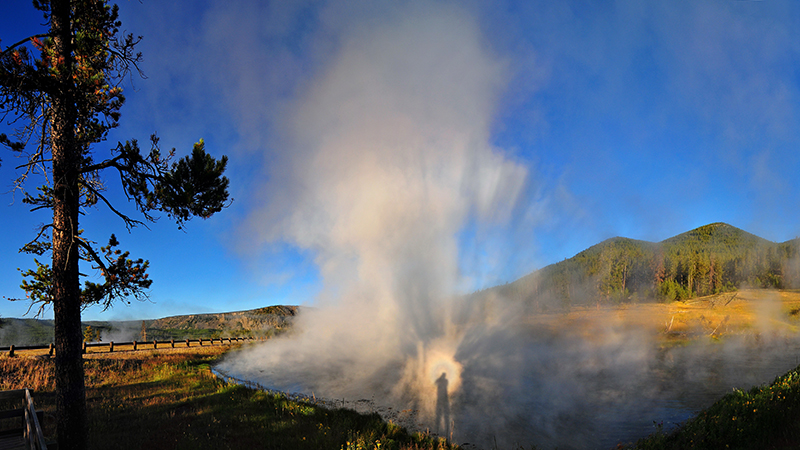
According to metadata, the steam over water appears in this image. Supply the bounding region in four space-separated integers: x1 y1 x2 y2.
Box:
217 2 800 449
221 306 800 449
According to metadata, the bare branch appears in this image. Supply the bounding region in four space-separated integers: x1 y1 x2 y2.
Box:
81 180 148 230
74 237 107 275
19 223 53 254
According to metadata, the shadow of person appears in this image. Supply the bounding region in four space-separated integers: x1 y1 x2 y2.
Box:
435 372 450 440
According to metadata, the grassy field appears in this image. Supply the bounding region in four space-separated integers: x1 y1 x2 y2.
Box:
0 346 458 450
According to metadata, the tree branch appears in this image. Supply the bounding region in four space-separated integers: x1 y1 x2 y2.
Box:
80 152 126 174
0 34 51 58
74 237 107 276
81 181 148 230
19 223 53 255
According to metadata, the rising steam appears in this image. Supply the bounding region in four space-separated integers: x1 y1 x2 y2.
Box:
222 0 526 436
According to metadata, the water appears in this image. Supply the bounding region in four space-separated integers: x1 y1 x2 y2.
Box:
450 334 800 449
220 331 800 450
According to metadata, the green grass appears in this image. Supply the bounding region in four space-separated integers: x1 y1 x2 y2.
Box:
0 347 457 450
625 364 800 450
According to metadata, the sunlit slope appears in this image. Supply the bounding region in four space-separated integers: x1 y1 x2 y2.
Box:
520 289 800 341
148 305 298 334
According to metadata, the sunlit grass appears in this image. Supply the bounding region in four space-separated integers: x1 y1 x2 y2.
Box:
523 289 800 347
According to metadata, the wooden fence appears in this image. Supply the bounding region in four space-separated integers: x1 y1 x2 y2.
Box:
0 337 258 357
0 389 48 450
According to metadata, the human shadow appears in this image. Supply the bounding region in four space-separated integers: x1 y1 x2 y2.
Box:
435 372 450 439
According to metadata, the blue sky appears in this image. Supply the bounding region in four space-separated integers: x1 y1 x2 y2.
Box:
2 0 800 321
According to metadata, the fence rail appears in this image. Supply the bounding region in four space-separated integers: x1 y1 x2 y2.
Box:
0 389 48 450
0 336 259 357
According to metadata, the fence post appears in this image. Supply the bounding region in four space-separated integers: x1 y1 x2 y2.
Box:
186 339 190 348
82 341 87 354
8 345 14 357
199 339 204 346
171 339 175 348
153 340 157 349
133 340 138 351
49 343 54 356
110 341 114 353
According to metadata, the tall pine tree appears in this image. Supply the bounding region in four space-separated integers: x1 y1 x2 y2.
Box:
0 2 230 448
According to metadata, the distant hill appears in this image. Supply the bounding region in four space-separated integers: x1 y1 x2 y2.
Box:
145 305 299 340
0 318 55 346
488 223 800 311
0 305 299 346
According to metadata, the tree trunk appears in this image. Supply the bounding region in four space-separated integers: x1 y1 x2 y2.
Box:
51 1 87 449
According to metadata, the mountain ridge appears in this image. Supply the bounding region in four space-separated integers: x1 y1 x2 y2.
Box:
490 222 800 310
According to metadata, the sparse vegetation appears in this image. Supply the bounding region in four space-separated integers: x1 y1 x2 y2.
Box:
0 346 458 450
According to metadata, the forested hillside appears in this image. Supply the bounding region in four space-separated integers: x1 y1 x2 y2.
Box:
490 223 800 310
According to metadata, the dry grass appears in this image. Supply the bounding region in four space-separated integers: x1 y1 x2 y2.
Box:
0 356 54 391
0 346 230 443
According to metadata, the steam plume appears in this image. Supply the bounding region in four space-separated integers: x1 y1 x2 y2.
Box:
223 0 527 436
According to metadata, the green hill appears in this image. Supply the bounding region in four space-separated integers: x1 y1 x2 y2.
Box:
490 222 800 311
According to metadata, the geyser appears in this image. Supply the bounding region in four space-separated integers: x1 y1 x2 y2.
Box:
221 0 528 445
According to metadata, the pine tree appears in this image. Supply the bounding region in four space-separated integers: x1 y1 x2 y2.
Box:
1 2 230 448
83 325 100 342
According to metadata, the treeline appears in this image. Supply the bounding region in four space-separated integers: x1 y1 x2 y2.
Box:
491 223 800 310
